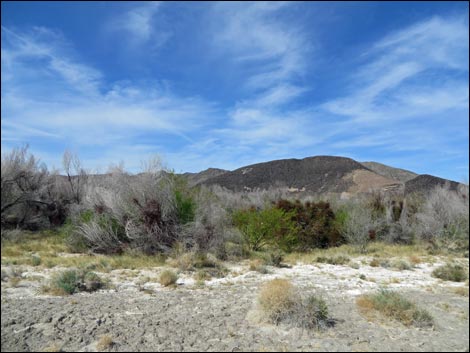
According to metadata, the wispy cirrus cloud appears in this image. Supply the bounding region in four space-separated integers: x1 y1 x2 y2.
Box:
105 2 171 49
206 2 317 159
1 26 102 95
1 25 216 167
318 15 469 178
322 16 469 124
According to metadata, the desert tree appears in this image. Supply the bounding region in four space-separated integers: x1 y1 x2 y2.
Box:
1 146 49 229
62 150 88 205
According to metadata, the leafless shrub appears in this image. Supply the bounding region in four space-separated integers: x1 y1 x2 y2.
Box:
340 199 376 253
77 220 124 254
71 156 181 254
62 150 88 205
414 183 469 250
1 146 50 229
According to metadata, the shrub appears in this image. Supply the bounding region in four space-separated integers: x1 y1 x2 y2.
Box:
83 271 104 292
391 259 412 271
50 270 80 295
262 250 284 267
233 206 298 251
274 200 344 250
298 295 329 329
339 200 375 253
414 184 469 251
432 263 468 282
44 269 105 295
175 189 196 225
31 255 41 266
357 289 433 327
159 269 178 287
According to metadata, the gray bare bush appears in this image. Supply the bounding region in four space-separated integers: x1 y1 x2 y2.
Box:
414 183 469 250
71 157 180 254
180 187 237 257
1 146 50 230
340 199 376 253
62 150 88 205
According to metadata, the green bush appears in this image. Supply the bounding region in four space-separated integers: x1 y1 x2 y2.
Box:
31 255 41 266
52 270 80 295
45 269 105 295
175 190 196 224
233 206 299 251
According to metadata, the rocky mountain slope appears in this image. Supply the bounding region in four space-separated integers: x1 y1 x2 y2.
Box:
360 161 418 183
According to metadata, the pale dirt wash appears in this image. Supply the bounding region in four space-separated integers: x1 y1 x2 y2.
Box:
1 257 469 352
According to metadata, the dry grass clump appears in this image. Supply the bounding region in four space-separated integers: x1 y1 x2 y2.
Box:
96 335 114 351
315 255 350 265
194 269 211 282
258 279 329 329
249 259 268 274
158 269 178 287
432 263 468 282
408 255 421 265
41 343 63 352
391 259 413 271
357 289 433 327
259 279 298 324
167 252 228 278
369 258 391 268
451 286 469 297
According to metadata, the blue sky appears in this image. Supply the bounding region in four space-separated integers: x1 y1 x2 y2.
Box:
1 1 469 181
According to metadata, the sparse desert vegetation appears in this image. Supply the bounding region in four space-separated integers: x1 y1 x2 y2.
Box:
1 147 469 351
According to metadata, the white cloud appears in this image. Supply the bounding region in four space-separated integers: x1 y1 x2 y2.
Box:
106 2 171 48
322 16 469 124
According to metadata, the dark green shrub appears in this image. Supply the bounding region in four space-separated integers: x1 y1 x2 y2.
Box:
175 190 196 224
45 269 105 295
274 200 344 250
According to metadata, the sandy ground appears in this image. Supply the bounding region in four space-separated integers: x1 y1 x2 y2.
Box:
1 256 469 352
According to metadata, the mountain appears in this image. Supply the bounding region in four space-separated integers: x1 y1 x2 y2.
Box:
182 168 228 187
182 155 464 197
360 162 417 183
195 156 401 195
404 174 461 195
